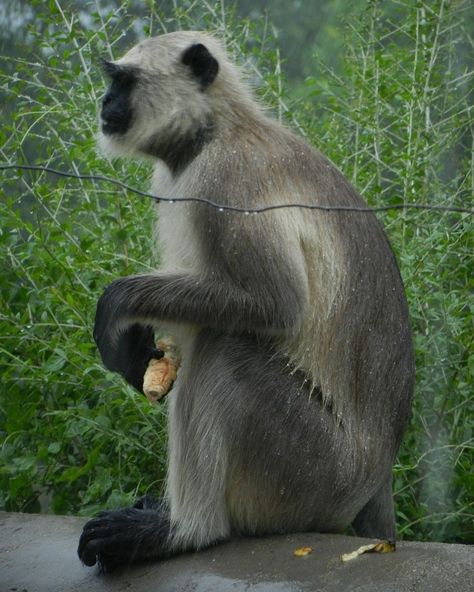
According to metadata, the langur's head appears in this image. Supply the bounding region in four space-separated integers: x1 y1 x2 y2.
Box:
98 31 248 170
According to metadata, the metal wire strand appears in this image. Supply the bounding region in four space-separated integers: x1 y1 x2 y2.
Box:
1 163 473 215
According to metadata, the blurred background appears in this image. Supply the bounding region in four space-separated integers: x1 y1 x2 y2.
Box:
0 0 472 544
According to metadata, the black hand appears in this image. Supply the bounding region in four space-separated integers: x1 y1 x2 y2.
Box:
93 279 163 392
112 323 159 392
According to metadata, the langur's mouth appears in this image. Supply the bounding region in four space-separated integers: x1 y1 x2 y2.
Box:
101 116 127 135
100 104 133 135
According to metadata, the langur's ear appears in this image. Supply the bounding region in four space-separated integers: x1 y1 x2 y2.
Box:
181 43 219 89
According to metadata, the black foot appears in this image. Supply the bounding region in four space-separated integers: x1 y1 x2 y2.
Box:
78 501 170 572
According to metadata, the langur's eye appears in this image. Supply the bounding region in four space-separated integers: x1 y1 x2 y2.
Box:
102 92 113 107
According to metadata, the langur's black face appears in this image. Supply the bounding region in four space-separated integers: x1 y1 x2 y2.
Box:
97 41 220 163
100 61 137 136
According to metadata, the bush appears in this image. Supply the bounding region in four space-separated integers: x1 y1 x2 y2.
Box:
0 0 287 518
0 0 472 542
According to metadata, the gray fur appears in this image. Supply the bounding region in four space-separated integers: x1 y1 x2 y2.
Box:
78 31 414 570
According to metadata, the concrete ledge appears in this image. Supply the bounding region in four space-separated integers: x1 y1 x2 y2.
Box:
0 511 472 591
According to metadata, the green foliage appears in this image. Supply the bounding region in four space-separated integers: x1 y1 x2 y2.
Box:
0 0 168 516
0 0 287 518
0 0 472 543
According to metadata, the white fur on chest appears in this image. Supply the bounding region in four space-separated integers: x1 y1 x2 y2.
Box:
152 163 202 272
150 163 201 364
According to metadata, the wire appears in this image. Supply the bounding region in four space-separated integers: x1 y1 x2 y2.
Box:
1 163 473 215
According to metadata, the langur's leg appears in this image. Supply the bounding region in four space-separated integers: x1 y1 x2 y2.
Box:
351 476 396 540
167 330 363 540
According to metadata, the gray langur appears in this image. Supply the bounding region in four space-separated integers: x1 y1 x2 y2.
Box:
78 31 414 571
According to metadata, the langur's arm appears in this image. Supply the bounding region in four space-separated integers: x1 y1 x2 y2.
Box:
94 261 307 387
